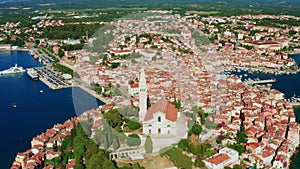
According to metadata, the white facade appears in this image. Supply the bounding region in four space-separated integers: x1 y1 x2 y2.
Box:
143 111 177 135
128 84 139 96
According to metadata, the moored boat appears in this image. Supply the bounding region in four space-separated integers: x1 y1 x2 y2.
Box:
0 64 26 75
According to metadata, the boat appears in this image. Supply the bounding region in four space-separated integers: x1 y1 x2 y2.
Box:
0 64 26 75
40 90 43 93
11 103 17 108
27 68 39 80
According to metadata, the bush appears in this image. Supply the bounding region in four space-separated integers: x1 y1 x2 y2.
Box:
127 120 141 130
126 134 141 147
194 158 206 168
191 123 202 135
178 139 189 151
188 143 201 155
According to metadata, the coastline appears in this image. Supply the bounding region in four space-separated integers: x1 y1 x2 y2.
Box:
74 83 109 104
0 48 30 52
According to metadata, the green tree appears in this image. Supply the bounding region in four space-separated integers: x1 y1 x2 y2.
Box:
113 138 120 150
233 164 243 169
236 124 247 144
192 123 202 135
144 135 153 153
178 139 189 151
87 152 106 169
194 157 206 168
58 48 65 58
188 143 201 155
127 120 141 130
73 135 86 159
228 144 245 155
126 134 141 147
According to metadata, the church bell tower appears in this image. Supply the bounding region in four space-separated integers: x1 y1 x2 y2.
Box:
139 67 147 122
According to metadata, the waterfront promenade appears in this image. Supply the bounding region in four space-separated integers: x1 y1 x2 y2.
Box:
245 78 277 85
289 102 300 106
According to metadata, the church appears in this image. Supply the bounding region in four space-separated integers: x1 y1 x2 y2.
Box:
138 68 179 135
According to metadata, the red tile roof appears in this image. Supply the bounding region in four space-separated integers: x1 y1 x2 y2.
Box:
130 83 139 88
206 154 230 165
144 99 178 122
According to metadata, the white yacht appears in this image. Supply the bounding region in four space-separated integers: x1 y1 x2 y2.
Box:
0 64 26 75
27 68 39 80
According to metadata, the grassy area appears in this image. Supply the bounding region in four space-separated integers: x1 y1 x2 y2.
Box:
117 154 175 169
186 10 220 16
52 63 73 75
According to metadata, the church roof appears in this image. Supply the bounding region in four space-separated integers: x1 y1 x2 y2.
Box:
144 99 178 122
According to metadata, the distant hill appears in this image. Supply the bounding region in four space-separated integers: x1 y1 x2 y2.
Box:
1 0 300 18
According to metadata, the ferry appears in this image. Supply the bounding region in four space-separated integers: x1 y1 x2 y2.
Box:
27 68 39 80
0 64 26 75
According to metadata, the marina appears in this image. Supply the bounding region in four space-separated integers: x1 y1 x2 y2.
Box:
29 49 54 65
288 95 300 106
35 66 72 90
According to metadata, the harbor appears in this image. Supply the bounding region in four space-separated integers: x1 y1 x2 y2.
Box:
35 66 72 90
288 95 300 107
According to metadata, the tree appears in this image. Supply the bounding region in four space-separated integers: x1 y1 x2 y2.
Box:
144 135 153 153
74 158 85 169
127 120 141 130
228 144 245 155
178 139 189 151
113 138 120 150
192 123 202 135
102 159 115 169
188 143 201 155
126 134 141 147
87 152 106 169
194 157 206 168
233 164 243 169
58 48 65 58
236 124 247 144
73 135 86 159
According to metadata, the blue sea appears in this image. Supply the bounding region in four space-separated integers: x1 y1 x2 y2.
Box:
0 51 103 168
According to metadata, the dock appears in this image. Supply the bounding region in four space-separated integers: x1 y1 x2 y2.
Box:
288 102 300 107
34 66 72 90
246 78 276 85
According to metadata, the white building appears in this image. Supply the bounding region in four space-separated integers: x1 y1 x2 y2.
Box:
0 44 11 50
142 99 179 135
204 147 239 169
128 83 139 96
138 68 179 135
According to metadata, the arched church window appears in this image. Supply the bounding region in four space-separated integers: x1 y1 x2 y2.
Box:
158 116 161 122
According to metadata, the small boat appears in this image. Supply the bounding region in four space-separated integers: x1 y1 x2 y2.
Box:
11 103 17 108
40 90 43 93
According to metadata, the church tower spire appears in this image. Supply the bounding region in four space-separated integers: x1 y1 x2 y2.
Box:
139 67 147 122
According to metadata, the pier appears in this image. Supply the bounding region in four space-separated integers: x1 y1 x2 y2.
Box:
245 78 276 85
288 102 300 106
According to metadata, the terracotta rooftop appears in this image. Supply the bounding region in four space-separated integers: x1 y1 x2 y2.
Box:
206 153 230 165
144 99 178 122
